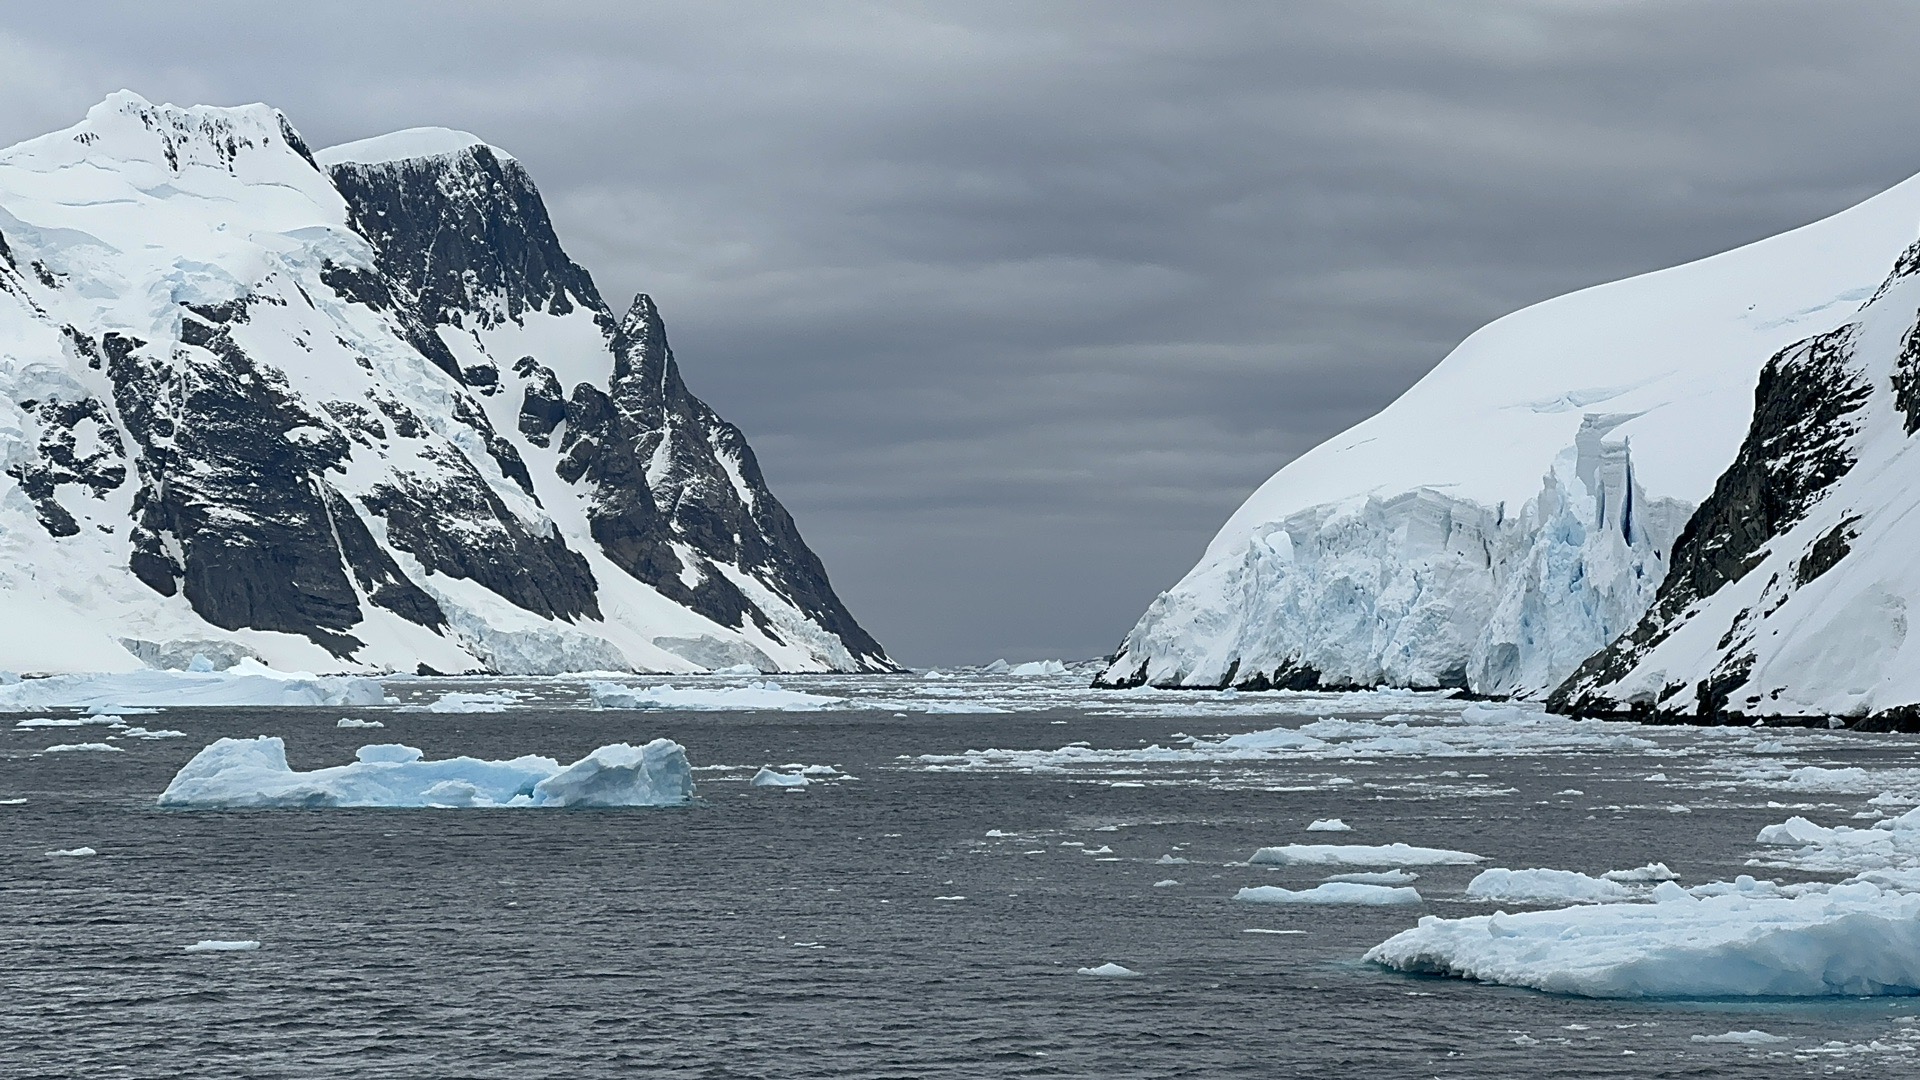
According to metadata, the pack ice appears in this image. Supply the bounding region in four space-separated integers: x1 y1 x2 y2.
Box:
1099 170 1920 697
157 736 694 808
0 92 890 678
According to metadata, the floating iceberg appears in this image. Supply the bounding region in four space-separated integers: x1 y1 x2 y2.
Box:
0 665 390 712
1465 868 1633 904
1365 881 1920 997
751 768 810 788
1249 843 1482 868
1006 660 1069 677
46 846 96 857
337 717 385 729
1306 818 1352 832
403 692 515 713
183 940 260 953
1327 870 1420 885
1237 882 1422 906
1604 863 1678 883
1691 1030 1788 1045
43 742 121 753
589 680 843 711
157 736 694 809
1075 962 1140 977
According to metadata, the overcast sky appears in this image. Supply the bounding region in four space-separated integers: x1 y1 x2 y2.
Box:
5 2 1920 665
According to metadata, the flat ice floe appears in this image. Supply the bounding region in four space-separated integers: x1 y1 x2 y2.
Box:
1075 962 1140 977
157 736 694 809
46 846 96 857
751 768 810 788
1249 843 1482 867
1366 881 1920 997
402 691 516 713
590 680 843 711
43 742 122 753
183 940 260 953
1237 882 1422 906
1465 868 1633 905
0 665 389 712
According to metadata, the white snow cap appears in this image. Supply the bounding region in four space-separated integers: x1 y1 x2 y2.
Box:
315 128 513 168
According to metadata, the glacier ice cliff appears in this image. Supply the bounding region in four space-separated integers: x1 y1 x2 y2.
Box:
1099 166 1920 696
0 93 891 675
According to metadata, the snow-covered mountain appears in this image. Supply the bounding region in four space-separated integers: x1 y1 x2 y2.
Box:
0 92 892 675
1098 170 1920 696
1551 233 1920 724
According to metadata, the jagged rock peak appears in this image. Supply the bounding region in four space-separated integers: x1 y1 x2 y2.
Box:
0 94 892 677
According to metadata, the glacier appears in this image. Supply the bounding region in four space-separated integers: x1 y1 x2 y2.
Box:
156 735 695 808
0 93 890 677
1099 170 1920 696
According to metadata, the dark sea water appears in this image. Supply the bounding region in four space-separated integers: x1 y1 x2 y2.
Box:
3 679 1918 1077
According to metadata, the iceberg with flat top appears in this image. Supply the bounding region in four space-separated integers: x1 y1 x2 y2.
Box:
1249 842 1482 867
157 736 694 808
1366 881 1920 997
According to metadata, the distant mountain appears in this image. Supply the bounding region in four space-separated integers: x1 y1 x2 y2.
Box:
0 92 891 675
1097 170 1920 698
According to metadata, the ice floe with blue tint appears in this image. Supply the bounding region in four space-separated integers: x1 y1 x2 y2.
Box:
157 736 694 809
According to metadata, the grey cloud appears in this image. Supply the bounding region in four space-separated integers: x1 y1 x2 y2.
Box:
5 2 1920 661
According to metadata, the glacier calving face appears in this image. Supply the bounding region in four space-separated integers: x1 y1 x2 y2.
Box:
1099 168 1920 696
0 93 890 676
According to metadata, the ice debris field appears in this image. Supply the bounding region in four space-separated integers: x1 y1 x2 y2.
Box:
18 659 1920 1017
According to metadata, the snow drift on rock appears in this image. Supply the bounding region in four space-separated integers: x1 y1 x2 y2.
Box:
156 735 694 808
1366 881 1920 997
1099 170 1920 696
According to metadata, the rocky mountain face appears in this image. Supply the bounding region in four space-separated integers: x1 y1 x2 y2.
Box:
0 93 890 675
1551 239 1920 726
1095 167 1920 699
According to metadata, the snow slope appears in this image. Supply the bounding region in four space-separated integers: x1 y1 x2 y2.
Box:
1553 228 1920 722
1099 173 1920 695
0 93 890 675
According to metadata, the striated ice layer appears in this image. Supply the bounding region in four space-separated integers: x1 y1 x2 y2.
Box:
156 736 694 808
1366 881 1920 998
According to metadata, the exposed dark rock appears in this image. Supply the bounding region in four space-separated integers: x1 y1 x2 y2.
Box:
514 357 566 446
3 397 127 537
326 146 605 331
1552 323 1874 716
1796 516 1859 587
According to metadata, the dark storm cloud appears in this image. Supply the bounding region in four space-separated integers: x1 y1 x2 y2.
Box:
5 2 1920 662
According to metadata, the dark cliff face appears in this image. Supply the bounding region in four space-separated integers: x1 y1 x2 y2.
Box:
554 295 888 664
317 143 890 670
328 147 604 331
1549 247 1912 720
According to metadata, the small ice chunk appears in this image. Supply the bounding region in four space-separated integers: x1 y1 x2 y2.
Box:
1603 863 1677 883
1326 869 1419 885
1236 882 1423 906
1691 1030 1788 1045
1075 962 1140 977
1466 868 1632 904
934 895 966 901
183 940 260 953
337 718 385 729
752 768 810 788
43 742 122 753
1156 854 1189 865
404 691 513 713
16 716 116 728
1249 843 1481 867
1306 818 1352 832
355 743 424 764
46 846 96 857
